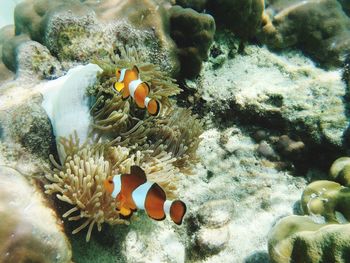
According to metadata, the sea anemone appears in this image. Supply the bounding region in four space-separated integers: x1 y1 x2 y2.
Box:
45 132 181 241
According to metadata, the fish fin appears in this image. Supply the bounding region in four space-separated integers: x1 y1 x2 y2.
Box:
119 206 133 217
147 99 161 116
143 82 150 94
114 82 125 92
130 166 147 181
170 200 187 225
132 65 139 74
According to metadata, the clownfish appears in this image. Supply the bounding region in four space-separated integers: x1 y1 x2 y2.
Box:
114 66 160 116
104 165 186 225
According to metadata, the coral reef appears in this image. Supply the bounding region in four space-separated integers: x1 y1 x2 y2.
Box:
197 39 348 161
169 5 215 78
10 0 180 77
261 0 350 67
0 166 72 263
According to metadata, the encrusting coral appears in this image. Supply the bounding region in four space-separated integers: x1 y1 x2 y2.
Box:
44 46 203 241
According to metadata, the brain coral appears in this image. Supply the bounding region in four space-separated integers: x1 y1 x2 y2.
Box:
268 158 350 263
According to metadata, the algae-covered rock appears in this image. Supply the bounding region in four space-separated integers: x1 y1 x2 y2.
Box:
0 93 55 159
2 34 30 72
169 5 215 78
13 0 180 76
206 0 265 41
198 43 348 151
175 0 265 41
261 0 350 67
268 215 350 263
0 166 72 263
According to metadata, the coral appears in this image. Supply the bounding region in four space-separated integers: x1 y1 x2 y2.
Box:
0 25 15 83
268 158 350 263
45 133 181 241
174 0 265 42
169 5 216 78
0 166 72 263
206 0 265 41
0 93 55 159
261 0 350 67
175 0 207 12
339 0 350 16
2 34 30 72
13 0 179 76
329 157 350 186
301 180 350 223
199 41 348 154
87 0 180 75
268 215 350 263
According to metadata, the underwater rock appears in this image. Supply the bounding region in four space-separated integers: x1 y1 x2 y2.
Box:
275 135 305 159
175 0 207 12
2 34 30 72
261 0 350 67
169 5 215 79
329 157 350 186
196 199 233 228
257 140 279 161
199 43 348 152
87 0 180 76
339 0 350 16
206 0 265 41
174 0 265 42
13 0 180 76
0 25 15 82
192 200 232 254
16 40 62 79
14 0 93 44
0 166 71 262
0 93 55 159
268 215 350 263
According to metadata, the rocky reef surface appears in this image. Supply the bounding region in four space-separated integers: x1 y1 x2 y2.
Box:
1 0 350 263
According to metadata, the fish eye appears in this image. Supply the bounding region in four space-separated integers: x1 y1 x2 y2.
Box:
108 179 113 184
117 70 121 73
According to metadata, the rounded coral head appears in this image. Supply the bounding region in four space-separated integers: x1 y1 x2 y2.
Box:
104 177 114 194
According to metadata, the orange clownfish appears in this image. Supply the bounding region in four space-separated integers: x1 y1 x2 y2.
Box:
114 66 160 116
104 165 186 225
